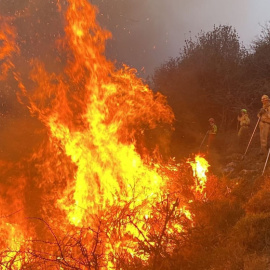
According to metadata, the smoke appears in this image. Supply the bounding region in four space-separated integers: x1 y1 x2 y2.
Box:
0 0 63 162
1 0 270 80
91 0 270 78
92 0 180 78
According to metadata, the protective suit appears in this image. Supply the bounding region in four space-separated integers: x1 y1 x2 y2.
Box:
258 95 270 155
237 109 250 151
207 118 217 151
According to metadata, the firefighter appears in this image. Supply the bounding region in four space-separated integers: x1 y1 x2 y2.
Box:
237 109 250 151
258 94 270 155
207 118 217 152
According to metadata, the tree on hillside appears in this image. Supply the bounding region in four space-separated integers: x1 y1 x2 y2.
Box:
182 25 248 127
250 22 270 80
151 25 248 157
153 25 247 129
240 22 270 112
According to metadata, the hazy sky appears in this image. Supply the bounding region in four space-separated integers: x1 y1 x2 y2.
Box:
91 0 270 78
1 0 270 79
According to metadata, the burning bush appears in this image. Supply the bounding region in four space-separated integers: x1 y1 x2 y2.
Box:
0 0 214 269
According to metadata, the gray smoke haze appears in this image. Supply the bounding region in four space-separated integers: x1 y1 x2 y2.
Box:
92 0 270 78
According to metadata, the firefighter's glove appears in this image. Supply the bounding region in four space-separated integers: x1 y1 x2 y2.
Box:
259 108 266 116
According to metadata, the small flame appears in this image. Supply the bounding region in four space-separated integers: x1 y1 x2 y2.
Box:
188 155 210 194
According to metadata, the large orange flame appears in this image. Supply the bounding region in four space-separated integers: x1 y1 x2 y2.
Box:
0 0 209 268
23 0 175 230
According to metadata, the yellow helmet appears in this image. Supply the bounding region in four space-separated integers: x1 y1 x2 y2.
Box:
261 95 270 101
